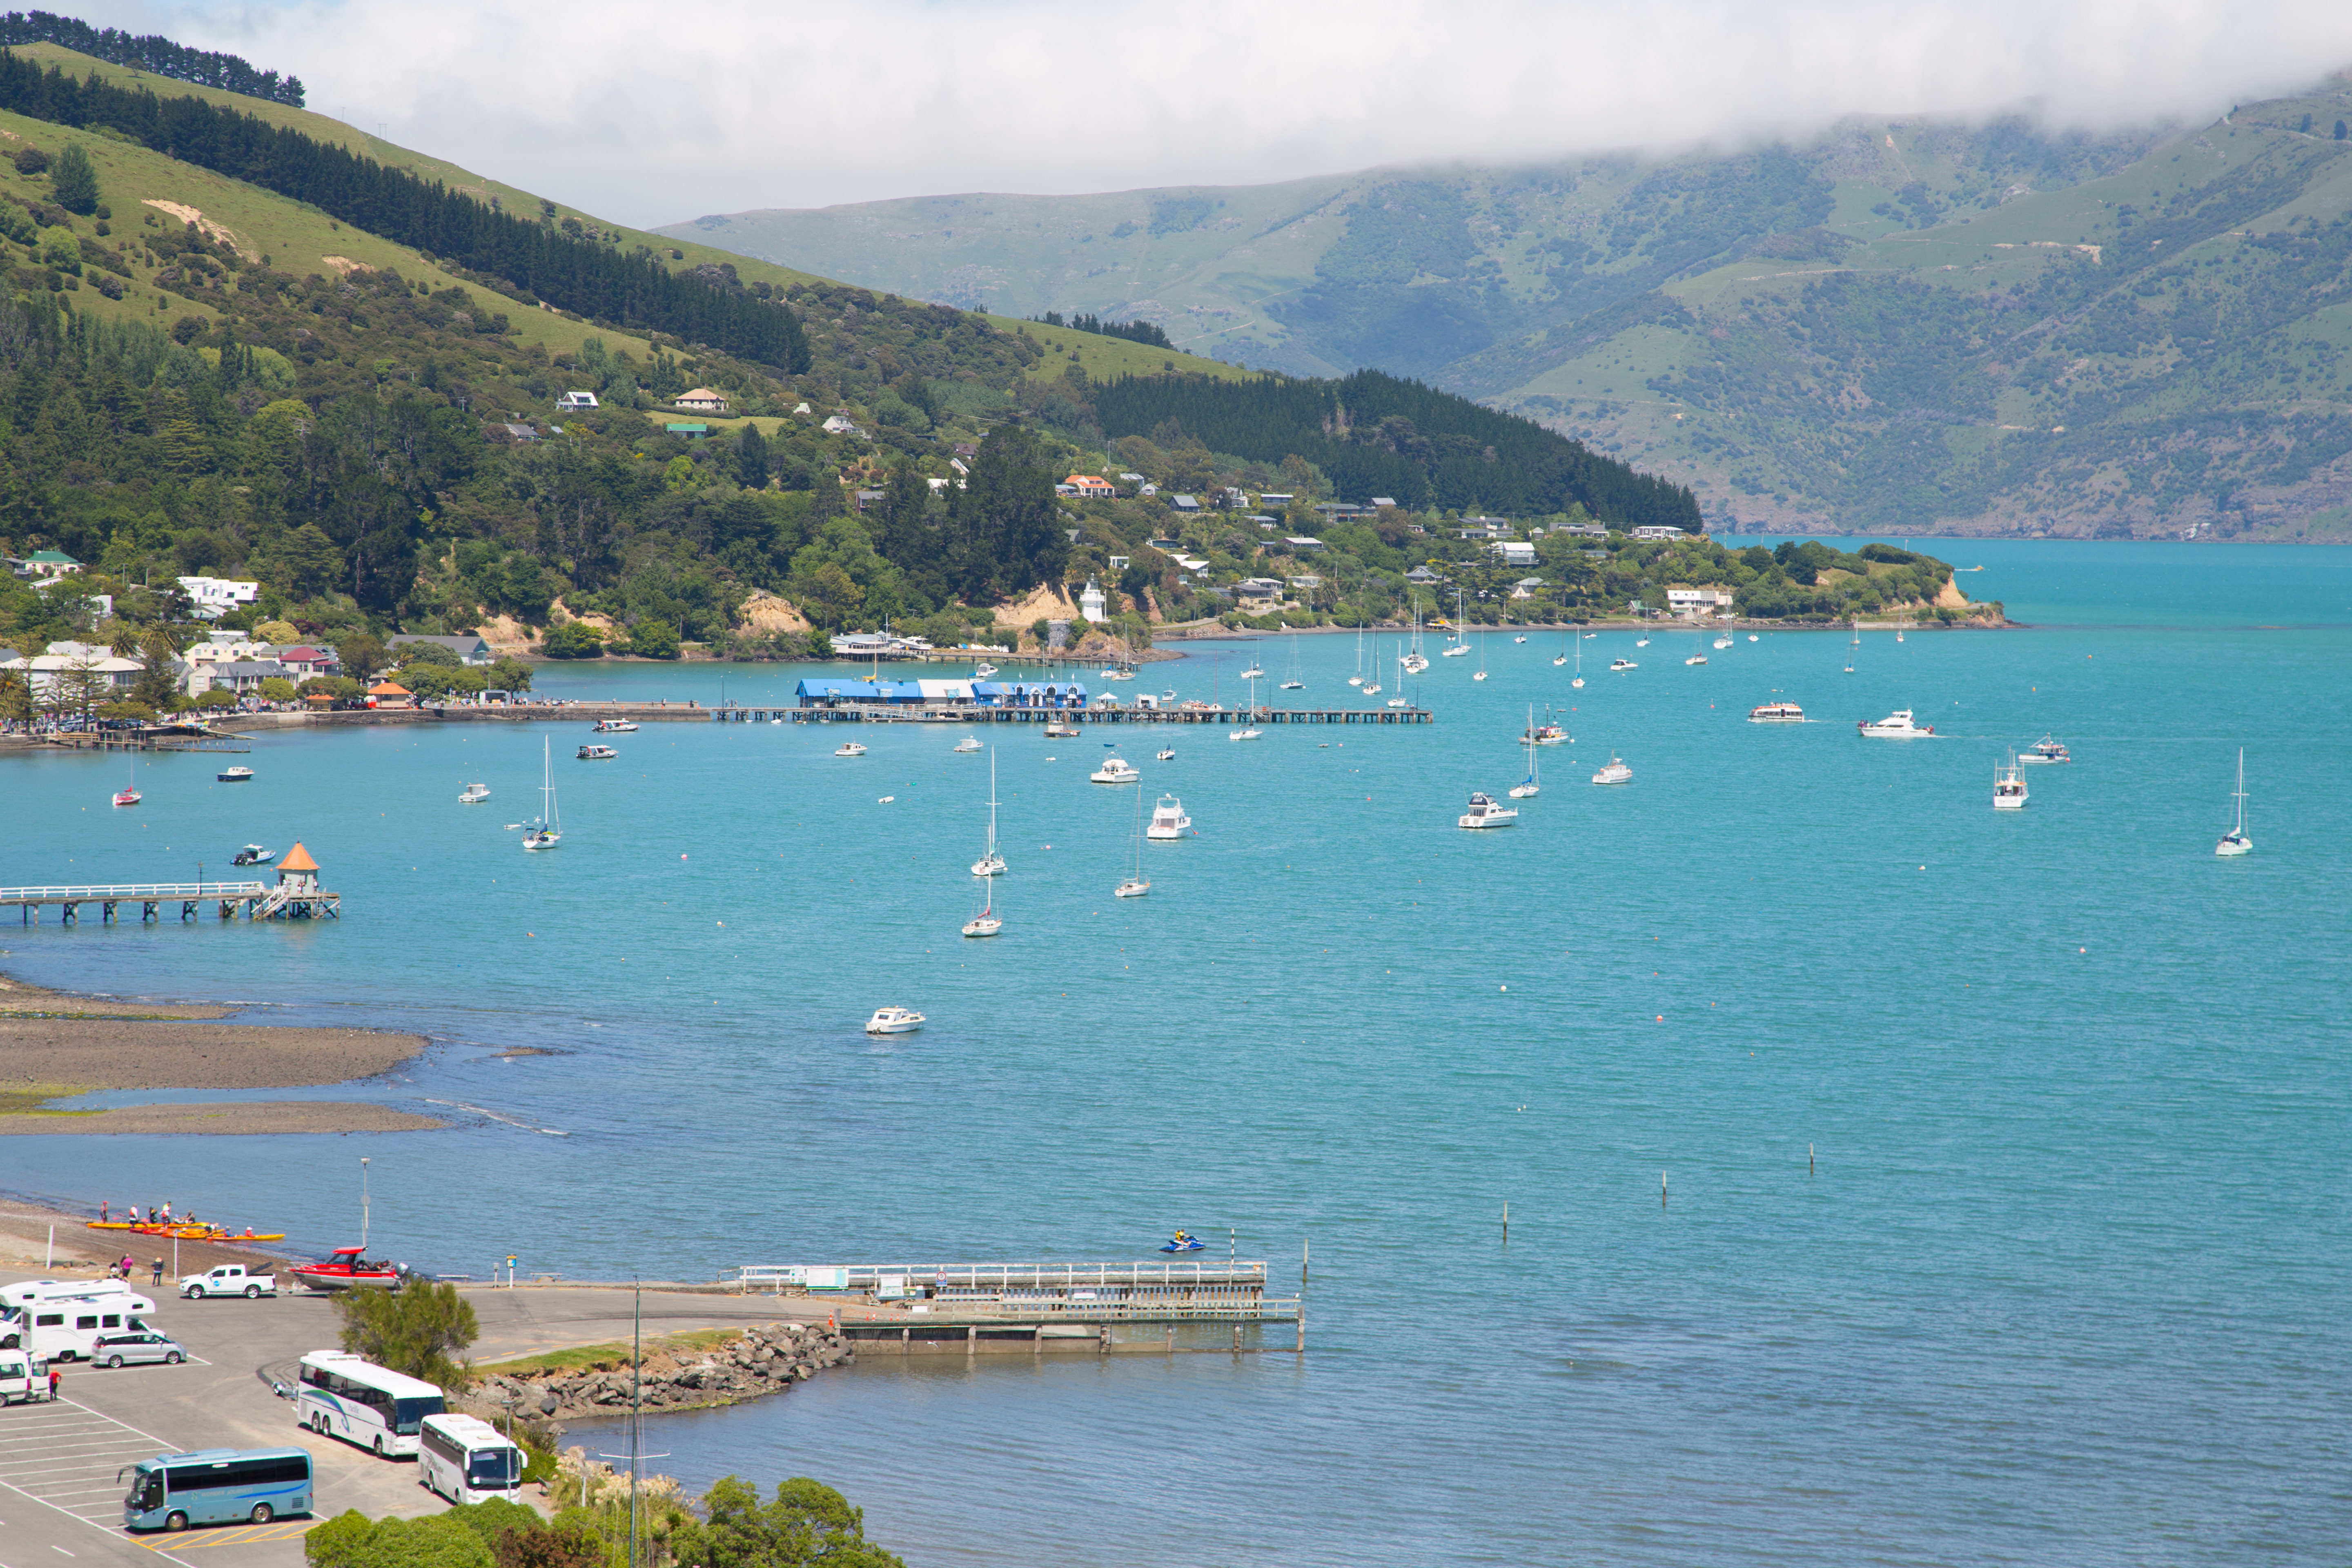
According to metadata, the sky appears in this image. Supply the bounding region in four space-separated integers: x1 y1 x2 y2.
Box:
55 0 2352 227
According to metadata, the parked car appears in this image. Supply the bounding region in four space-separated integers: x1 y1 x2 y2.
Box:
180 1265 276 1300
91 1330 185 1369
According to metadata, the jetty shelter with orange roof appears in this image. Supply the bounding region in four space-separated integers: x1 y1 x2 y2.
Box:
366 681 413 709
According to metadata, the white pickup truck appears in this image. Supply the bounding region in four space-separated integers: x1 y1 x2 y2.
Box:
178 1265 276 1300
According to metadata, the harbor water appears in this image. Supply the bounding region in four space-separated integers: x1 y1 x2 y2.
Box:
3 539 2348 1566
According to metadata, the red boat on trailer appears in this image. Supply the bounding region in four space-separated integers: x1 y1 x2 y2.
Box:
291 1246 404 1292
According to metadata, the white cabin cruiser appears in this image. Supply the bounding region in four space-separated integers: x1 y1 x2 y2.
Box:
1147 795 1192 840
1090 755 1141 784
1590 754 1632 786
1457 791 1518 829
1993 755 2028 810
834 740 867 756
2018 735 2071 764
865 1007 925 1035
1858 709 1933 737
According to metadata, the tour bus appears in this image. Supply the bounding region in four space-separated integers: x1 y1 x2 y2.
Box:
121 1448 312 1532
417 1412 527 1504
295 1350 445 1458
1 1294 158 1362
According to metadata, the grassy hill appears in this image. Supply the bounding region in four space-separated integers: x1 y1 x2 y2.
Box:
672 87 2352 539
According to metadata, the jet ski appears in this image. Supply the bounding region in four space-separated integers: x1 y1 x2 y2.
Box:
1160 1232 1206 1253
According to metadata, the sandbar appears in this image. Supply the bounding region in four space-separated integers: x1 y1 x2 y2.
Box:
0 1101 443 1136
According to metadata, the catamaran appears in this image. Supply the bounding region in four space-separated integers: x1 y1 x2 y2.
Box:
972 750 1006 876
2215 748 2252 856
522 738 562 850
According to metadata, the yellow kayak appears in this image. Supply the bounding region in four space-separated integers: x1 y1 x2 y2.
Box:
86 1221 286 1241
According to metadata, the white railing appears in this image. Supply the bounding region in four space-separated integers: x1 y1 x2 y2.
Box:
0 882 268 902
728 1260 1270 1292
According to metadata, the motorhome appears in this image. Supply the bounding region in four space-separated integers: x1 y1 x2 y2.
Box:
1 1292 158 1362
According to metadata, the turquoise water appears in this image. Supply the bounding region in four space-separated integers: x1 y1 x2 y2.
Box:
3 541 2348 1565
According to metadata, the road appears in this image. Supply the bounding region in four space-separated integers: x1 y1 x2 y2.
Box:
0 1283 835 1568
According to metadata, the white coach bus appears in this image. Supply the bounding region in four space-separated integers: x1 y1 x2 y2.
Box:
417 1412 527 1504
294 1350 444 1458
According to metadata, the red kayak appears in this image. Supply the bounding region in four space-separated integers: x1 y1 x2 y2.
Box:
291 1246 404 1292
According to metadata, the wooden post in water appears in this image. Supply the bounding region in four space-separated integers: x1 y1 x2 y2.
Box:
1662 1171 1668 1207
1809 1143 1815 1176
1503 1200 1509 1241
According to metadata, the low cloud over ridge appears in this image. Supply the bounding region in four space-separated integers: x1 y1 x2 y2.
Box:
71 0 2352 225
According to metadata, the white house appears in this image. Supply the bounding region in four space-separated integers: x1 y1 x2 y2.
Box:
557 390 599 411
1666 587 1735 616
822 413 864 437
1078 579 1107 622
177 576 261 619
1634 526 1694 541
674 388 729 414
1 644 141 699
1492 541 1537 568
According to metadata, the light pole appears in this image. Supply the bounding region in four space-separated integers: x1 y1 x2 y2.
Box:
359 1158 370 1249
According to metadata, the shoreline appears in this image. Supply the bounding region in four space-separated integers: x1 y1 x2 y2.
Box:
0 969 441 1136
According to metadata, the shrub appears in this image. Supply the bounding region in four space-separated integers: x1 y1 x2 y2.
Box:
541 621 605 659
332 1281 478 1389
628 618 681 659
258 677 296 701
11 145 47 174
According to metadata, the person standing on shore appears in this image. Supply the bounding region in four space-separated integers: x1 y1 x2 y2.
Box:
100 1200 108 1223
150 1258 163 1286
47 1367 59 1401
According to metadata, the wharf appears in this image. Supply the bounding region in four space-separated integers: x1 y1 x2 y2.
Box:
773 702 1430 726
0 879 338 923
724 1258 1301 1327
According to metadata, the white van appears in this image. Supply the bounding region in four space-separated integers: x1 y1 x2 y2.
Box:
2 1295 158 1363
0 1346 47 1403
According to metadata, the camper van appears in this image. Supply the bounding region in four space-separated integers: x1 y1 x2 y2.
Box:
0 1345 48 1403
2 1293 158 1362
1 1278 149 1312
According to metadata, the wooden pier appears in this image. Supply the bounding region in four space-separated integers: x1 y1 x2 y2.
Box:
724 1259 1297 1323
768 703 1430 726
0 877 339 924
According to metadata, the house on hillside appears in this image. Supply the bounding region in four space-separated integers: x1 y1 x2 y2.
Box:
822 413 864 437
1235 578 1285 610
278 646 339 679
0 647 140 699
1170 494 1201 513
390 633 493 667
1061 474 1115 498
20 550 80 580
1666 586 1735 617
1405 566 1443 585
557 390 599 411
176 576 261 619
1491 541 1537 568
1634 525 1693 541
675 388 729 414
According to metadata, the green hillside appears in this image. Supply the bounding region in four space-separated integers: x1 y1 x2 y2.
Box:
673 88 2352 539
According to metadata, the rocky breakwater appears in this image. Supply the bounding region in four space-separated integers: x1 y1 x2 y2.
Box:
472 1320 855 1421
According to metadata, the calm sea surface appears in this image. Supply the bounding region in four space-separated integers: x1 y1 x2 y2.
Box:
4 539 2348 1566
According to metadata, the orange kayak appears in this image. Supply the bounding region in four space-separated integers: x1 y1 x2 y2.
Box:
85 1221 285 1241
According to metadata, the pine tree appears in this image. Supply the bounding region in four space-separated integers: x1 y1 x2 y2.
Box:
50 142 97 215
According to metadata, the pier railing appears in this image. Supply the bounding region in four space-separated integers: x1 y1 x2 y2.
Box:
0 881 267 904
730 1260 1270 1293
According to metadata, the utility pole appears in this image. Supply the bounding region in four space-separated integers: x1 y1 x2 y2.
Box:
360 1157 370 1248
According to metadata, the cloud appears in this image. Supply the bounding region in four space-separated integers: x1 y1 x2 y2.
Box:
76 0 2352 224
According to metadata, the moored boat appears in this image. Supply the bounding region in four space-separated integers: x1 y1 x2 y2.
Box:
1993 754 2029 810
865 1007 925 1035
576 744 617 760
592 719 639 733
1147 794 1192 840
2017 735 2071 764
1858 708 1934 737
1590 753 1632 786
1458 791 1518 829
217 765 254 783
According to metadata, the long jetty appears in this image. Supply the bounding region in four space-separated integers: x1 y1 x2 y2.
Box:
211 700 1431 729
0 879 339 924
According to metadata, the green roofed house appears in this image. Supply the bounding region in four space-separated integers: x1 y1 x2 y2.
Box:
21 550 81 580
665 423 710 438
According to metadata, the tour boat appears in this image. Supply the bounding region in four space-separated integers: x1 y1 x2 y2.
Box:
1590 753 1633 786
292 1247 404 1293
459 781 491 804
1147 794 1192 841
576 743 617 760
1686 653 1708 666
592 719 639 733
2017 735 2071 764
1509 709 1541 799
217 765 254 783
1090 754 1140 784
1156 747 1175 761
1114 787 1150 897
1993 754 2028 811
865 1007 925 1035
231 844 275 866
2215 749 2252 857
1610 657 1637 672
1858 709 1933 737
962 878 1002 938
972 750 1006 876
1458 791 1518 829
954 737 984 753
1045 721 1080 738
834 741 867 757
1747 701 1805 723
523 737 562 850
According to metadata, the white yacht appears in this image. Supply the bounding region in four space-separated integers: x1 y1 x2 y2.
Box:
1514 634 1528 644
962 879 1002 938
955 736 984 753
972 750 1006 877
1401 608 1430 674
1590 753 1632 786
1280 635 1304 690
1239 659 1265 680
1228 724 1263 741
1993 754 2028 811
1858 709 1933 738
1747 701 1805 723
1610 657 1637 672
865 1007 925 1035
1748 633 1759 642
1230 672 1263 739
1635 635 1649 648
1350 625 1365 686
1685 653 1707 666
523 737 562 850
1458 791 1518 829
2017 735 2071 764
1115 786 1150 897
1147 794 1192 841
1509 710 1541 798
972 662 998 678
1570 629 1584 687
1714 633 1733 650
2215 749 2252 857
1156 747 1175 761
459 781 491 804
593 718 639 733
1473 634 1489 680
1091 754 1140 784
1386 693 1410 708
835 740 867 756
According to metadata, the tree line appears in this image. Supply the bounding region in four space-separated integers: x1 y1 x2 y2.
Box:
1090 368 1700 529
0 10 303 105
0 53 810 370
1031 311 1173 349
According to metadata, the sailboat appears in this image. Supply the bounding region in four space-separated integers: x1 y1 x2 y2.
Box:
1349 625 1365 686
1844 619 1859 673
1240 650 1265 680
1553 629 1569 668
962 877 1002 937
1473 634 1489 681
522 737 561 850
1115 786 1150 897
1713 630 1733 650
1363 638 1383 697
971 749 1006 876
1280 634 1304 690
1228 671 1263 740
1509 708 1541 797
1401 606 1429 673
112 765 140 807
2215 749 2252 856
1572 629 1585 688
1443 592 1471 656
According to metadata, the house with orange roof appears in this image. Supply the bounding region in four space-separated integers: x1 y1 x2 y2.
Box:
1059 474 1115 498
365 680 414 709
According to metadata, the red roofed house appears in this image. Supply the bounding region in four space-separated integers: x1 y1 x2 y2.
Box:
366 681 414 709
1062 474 1115 498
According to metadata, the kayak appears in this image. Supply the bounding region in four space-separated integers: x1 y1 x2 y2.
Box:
85 1221 286 1241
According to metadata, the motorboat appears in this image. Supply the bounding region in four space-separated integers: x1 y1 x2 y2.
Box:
217 765 254 783
1458 791 1518 829
1610 657 1637 672
1685 654 1708 666
576 743 617 760
593 718 639 733
1514 635 1528 644
1045 721 1080 738
1591 754 1632 786
523 737 563 850
1160 690 1177 703
231 844 276 867
835 741 868 756
1993 754 2028 811
1156 748 1175 761
2018 735 2071 764
962 878 1002 938
292 1247 403 1293
459 781 491 804
2215 748 2252 856
1090 754 1141 784
1747 702 1804 723
865 1007 926 1035
1227 724 1262 741
955 737 984 753
1147 795 1192 840
973 749 1007 876
1748 633 1759 642
1858 709 1933 737
973 662 998 678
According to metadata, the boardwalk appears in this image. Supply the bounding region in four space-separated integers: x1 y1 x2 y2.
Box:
0 880 338 923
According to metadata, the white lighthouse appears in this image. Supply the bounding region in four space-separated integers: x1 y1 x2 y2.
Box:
1079 578 1106 623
